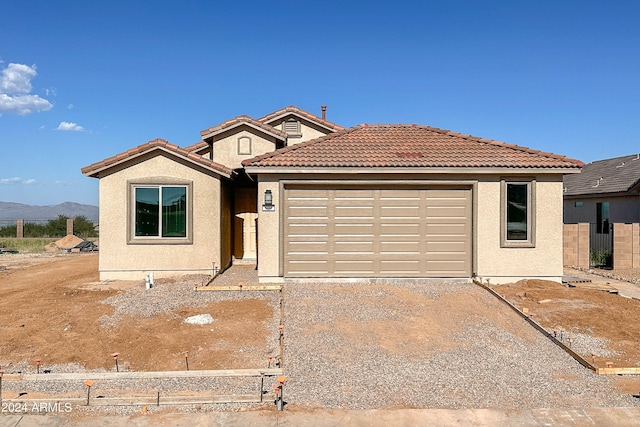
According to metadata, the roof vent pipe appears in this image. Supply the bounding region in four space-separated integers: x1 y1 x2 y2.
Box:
321 105 327 120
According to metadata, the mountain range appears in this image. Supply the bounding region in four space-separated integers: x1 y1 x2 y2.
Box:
0 201 99 221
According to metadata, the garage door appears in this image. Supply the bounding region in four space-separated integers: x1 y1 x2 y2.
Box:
284 186 471 277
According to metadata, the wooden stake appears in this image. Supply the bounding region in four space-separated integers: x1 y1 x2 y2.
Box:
111 353 120 372
84 380 94 406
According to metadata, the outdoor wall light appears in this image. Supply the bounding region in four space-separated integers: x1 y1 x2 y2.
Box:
262 189 275 211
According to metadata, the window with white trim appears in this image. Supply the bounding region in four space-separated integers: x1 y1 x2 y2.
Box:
501 179 536 247
134 185 187 238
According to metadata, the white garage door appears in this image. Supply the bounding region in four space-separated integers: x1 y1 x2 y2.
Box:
284 186 471 277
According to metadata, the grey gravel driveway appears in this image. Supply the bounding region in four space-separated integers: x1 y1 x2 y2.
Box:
282 280 640 410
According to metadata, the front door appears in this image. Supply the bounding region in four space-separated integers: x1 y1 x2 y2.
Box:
234 188 258 260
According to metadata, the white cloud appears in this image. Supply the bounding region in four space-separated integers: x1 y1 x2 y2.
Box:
56 121 84 131
67 103 74 109
0 63 53 115
0 177 37 185
0 63 35 94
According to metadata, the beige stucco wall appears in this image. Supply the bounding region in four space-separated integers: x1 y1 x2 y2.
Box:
255 173 565 284
257 177 281 281
475 176 564 284
98 153 223 280
283 121 331 146
212 129 277 169
219 181 233 271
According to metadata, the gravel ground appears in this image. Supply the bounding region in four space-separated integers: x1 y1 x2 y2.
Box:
571 266 640 285
283 281 640 410
4 267 640 414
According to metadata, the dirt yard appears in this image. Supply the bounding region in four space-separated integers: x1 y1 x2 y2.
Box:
0 253 274 373
2 253 640 406
495 279 640 369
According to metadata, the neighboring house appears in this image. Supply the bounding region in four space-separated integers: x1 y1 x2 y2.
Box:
82 106 582 284
563 154 640 229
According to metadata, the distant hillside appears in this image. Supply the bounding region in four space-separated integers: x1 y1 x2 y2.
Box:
0 201 99 221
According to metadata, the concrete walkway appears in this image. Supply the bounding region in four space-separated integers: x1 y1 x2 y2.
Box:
564 267 640 300
2 407 640 426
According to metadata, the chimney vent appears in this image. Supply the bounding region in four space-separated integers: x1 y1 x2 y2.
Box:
321 105 327 120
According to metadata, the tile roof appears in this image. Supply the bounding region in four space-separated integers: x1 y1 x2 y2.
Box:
258 105 344 131
200 115 288 140
563 153 640 196
81 138 233 178
184 141 208 152
242 124 584 170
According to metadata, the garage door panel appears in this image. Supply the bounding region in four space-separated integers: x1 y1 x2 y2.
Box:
380 223 420 235
286 260 329 275
380 189 421 199
334 242 374 253
288 224 328 236
425 260 468 276
380 260 421 274
334 260 375 274
380 240 421 253
288 188 329 198
426 206 467 218
335 206 374 218
380 206 421 218
426 223 467 235
334 189 375 199
287 241 328 254
285 186 470 278
334 224 374 236
287 206 328 217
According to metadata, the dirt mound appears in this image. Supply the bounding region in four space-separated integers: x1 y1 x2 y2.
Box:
54 234 84 249
45 242 60 252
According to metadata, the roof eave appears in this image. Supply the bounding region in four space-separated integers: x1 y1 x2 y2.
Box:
244 166 582 175
260 112 343 132
564 190 640 198
82 146 232 179
200 121 286 141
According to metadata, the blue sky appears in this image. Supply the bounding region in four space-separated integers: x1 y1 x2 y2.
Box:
1 1 639 206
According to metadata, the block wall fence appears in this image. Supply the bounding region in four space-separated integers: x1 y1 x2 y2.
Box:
563 222 640 269
8 218 79 238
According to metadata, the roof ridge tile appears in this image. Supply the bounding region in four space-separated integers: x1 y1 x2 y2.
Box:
200 115 287 140
257 105 344 131
243 123 584 169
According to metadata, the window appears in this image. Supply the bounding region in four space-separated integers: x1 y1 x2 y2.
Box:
574 201 583 207
501 179 536 247
237 136 251 155
128 180 193 244
596 202 610 234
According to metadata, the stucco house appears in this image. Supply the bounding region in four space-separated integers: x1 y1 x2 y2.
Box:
82 106 582 284
563 153 640 229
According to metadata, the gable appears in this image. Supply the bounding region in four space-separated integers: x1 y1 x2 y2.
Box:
258 105 344 133
81 138 232 179
210 126 282 170
265 113 337 147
